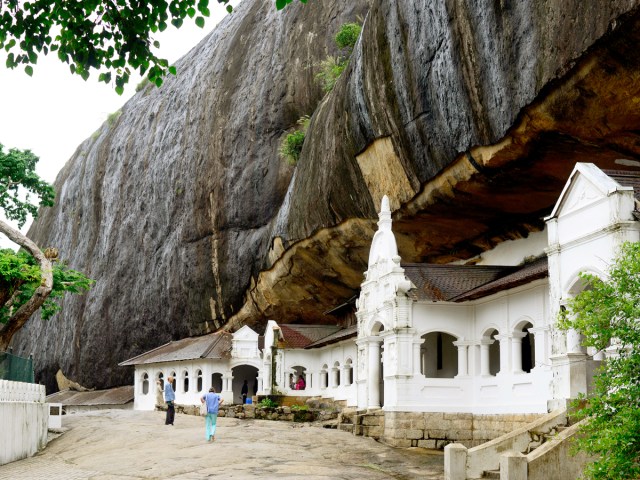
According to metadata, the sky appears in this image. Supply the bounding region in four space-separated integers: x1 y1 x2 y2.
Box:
0 2 240 248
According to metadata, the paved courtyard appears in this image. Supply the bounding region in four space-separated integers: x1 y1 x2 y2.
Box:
0 409 444 479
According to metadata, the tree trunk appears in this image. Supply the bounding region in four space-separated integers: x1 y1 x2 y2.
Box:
0 219 53 350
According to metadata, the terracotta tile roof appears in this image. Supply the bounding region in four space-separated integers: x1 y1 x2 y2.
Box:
45 386 134 406
450 257 548 301
118 332 231 366
279 325 342 349
403 264 516 301
305 325 358 349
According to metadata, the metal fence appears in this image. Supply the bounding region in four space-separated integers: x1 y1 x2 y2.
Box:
0 351 34 383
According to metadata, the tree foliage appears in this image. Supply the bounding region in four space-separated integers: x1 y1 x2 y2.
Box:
0 144 92 350
274 0 307 11
558 241 640 480
334 22 362 52
0 143 55 228
0 0 234 93
0 249 93 324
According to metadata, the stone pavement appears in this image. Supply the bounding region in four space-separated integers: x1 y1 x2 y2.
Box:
0 409 444 479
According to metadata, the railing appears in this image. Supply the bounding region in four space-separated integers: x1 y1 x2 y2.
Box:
0 379 45 402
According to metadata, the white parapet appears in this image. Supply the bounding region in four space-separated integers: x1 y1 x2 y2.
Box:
0 379 49 465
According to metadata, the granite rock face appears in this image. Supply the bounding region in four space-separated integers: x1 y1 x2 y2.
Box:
14 0 640 390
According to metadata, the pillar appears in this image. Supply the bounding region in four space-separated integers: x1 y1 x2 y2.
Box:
453 341 469 377
500 451 527 480
367 338 383 409
444 443 468 480
528 326 548 370
480 339 494 376
511 332 527 374
495 334 510 375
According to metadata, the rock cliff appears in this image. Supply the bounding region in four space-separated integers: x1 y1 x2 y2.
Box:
13 0 640 390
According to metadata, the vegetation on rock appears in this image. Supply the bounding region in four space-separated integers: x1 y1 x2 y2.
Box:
315 22 362 93
280 115 310 165
559 242 640 480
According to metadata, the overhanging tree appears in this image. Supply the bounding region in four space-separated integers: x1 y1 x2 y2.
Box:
0 0 308 93
0 143 92 350
559 241 640 480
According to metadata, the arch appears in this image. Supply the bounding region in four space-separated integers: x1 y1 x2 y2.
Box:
513 316 535 332
141 372 150 395
482 328 500 376
231 364 259 404
181 370 189 393
289 365 306 391
320 364 329 389
156 371 164 389
211 372 223 393
196 369 203 393
519 322 535 373
564 267 605 296
332 361 341 387
344 358 354 385
420 332 458 378
365 315 386 337
169 371 177 391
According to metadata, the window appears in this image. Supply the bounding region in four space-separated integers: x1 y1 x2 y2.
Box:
196 369 203 392
141 373 149 395
182 371 189 393
157 372 164 389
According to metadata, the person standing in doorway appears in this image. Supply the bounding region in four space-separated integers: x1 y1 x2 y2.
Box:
201 387 224 442
241 379 249 404
164 375 175 425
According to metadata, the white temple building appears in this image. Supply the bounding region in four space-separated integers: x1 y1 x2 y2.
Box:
122 163 640 421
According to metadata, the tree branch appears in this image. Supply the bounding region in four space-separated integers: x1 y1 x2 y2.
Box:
0 218 53 350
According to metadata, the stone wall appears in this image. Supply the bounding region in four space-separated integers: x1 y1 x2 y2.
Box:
383 412 542 449
170 403 339 424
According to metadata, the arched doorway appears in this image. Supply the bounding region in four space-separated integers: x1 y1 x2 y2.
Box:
231 364 259 404
420 332 458 378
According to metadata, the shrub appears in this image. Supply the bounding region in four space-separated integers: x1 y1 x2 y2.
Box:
279 115 310 165
259 397 278 408
335 22 362 52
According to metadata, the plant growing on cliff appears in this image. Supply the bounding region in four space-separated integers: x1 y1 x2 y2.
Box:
315 22 362 93
279 115 310 165
0 143 93 350
558 241 640 480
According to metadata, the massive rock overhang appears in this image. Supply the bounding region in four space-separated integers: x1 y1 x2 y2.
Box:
224 7 640 331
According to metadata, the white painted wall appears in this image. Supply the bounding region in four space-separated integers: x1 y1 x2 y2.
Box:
0 380 48 466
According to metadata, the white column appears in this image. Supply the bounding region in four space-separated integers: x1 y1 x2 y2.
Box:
342 366 351 386
511 332 527 374
567 328 585 354
367 338 383 409
479 339 494 376
453 341 469 377
495 334 510 375
529 326 548 370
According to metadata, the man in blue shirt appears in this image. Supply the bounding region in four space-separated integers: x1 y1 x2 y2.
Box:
164 376 175 425
201 387 224 442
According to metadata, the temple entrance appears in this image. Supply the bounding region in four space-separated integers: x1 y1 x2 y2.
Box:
231 365 259 404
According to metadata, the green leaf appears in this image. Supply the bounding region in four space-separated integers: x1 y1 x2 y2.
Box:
168 65 177 75
187 7 196 17
195 16 205 28
115 85 124 95
24 65 33 76
226 4 233 13
275 0 287 10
